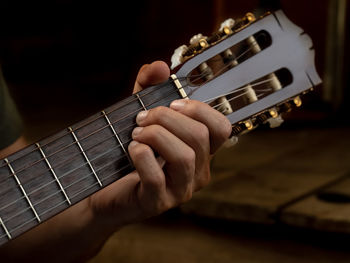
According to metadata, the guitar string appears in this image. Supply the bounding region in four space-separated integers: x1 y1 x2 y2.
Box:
0 77 182 170
212 80 275 110
0 41 269 236
0 39 260 171
0 79 274 212
0 70 209 190
0 90 270 240
0 71 201 185
0 39 261 186
1 156 132 224
0 162 133 241
0 139 132 214
0 72 269 193
0 80 275 225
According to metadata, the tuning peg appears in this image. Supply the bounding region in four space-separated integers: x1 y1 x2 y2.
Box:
171 45 188 70
190 33 204 44
267 115 284 128
268 108 278 118
279 102 292 113
243 119 254 130
219 18 235 35
293 96 302 107
223 135 239 148
215 97 233 115
265 107 284 128
189 33 209 48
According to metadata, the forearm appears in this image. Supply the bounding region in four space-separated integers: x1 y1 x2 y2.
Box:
0 197 117 262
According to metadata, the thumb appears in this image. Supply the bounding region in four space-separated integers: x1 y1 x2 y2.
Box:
133 61 170 93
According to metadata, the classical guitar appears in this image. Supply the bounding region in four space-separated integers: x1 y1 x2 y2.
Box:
0 10 321 246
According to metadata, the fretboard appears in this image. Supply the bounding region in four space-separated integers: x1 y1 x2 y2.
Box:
0 79 182 246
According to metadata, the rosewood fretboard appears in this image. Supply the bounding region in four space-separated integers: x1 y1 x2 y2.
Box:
0 79 182 246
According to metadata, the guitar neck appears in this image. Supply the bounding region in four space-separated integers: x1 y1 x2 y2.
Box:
0 79 182 246
0 9 322 248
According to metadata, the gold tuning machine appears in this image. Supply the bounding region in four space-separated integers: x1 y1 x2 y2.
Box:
199 38 209 48
293 96 302 107
223 26 232 35
268 108 279 118
245 12 256 22
243 120 254 130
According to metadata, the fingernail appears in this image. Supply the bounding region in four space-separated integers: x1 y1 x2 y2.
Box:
132 127 143 138
128 140 139 149
136 110 148 123
170 99 186 110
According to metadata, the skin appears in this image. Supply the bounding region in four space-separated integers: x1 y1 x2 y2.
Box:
0 61 232 262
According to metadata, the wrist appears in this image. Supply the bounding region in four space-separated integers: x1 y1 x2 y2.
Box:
86 196 122 235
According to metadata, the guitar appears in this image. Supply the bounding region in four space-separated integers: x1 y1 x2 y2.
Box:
0 10 321 246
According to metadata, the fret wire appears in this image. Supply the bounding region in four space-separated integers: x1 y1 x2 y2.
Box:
36 143 71 205
0 124 135 199
0 76 183 170
0 162 132 241
4 158 41 223
0 138 132 217
0 47 260 212
0 79 270 210
136 93 148 111
0 79 182 204
0 40 260 171
0 78 183 185
68 127 103 187
101 111 134 167
2 151 130 225
0 216 11 240
0 86 165 185
0 40 265 243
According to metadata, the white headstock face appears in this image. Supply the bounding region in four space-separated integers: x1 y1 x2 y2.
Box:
172 10 321 136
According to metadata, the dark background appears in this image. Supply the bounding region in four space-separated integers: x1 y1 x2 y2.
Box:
1 1 350 262
0 0 348 141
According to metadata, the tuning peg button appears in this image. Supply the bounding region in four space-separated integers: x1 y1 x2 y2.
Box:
267 115 284 128
219 18 235 32
190 33 206 45
244 120 254 130
171 45 188 70
293 96 302 107
223 136 239 148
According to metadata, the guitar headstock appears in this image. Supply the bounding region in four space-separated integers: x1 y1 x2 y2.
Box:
171 10 321 136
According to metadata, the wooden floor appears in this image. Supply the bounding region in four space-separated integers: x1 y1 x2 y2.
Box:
88 211 350 263
89 126 350 263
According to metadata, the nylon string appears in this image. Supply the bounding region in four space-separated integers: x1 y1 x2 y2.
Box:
0 40 275 239
0 78 276 240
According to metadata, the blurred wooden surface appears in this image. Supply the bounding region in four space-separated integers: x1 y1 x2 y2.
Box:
88 213 350 263
182 127 350 231
88 126 350 263
281 178 350 233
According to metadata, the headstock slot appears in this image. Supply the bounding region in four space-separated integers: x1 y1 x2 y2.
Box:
187 30 272 86
209 67 293 116
175 10 321 135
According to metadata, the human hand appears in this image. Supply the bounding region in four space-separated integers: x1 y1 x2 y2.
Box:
88 61 232 229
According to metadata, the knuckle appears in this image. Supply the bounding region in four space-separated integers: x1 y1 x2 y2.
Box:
180 148 196 174
147 174 164 192
181 189 193 203
150 106 169 121
155 199 172 213
220 118 232 140
130 143 152 160
195 123 210 143
196 171 211 189
184 100 197 113
140 124 163 141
